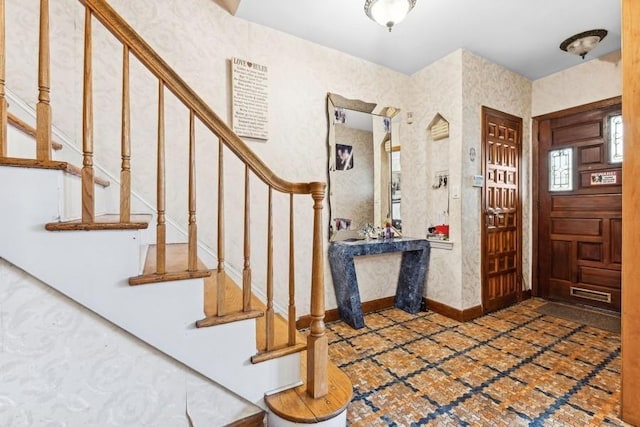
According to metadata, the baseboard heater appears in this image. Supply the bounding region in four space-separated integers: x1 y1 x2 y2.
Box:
570 287 611 303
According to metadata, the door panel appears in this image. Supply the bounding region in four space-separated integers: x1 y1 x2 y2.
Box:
482 107 522 313
537 102 622 311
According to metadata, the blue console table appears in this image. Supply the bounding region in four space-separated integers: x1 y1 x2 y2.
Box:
328 238 431 329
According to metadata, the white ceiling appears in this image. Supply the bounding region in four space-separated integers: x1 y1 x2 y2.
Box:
235 0 621 80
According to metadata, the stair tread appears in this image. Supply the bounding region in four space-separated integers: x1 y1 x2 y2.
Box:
0 156 67 169
0 157 110 187
129 243 212 285
45 214 151 231
201 273 307 353
264 352 353 424
8 112 63 150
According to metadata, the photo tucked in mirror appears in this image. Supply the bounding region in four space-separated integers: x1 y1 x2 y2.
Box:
326 93 401 241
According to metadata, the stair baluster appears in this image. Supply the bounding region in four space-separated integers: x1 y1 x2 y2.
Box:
266 187 275 351
243 164 252 312
36 0 52 161
120 45 131 223
188 110 197 272
81 7 95 222
0 0 6 157
216 140 225 316
288 193 296 346
156 81 166 274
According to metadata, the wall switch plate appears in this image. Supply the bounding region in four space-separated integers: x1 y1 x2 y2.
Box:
451 185 460 199
472 175 484 187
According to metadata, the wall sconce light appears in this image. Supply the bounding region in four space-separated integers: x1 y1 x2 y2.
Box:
469 147 476 162
364 0 417 32
560 29 608 59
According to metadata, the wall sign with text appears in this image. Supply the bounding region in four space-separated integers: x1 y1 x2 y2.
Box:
590 170 618 185
231 57 269 140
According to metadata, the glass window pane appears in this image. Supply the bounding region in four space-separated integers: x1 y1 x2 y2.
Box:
610 115 623 163
549 148 573 192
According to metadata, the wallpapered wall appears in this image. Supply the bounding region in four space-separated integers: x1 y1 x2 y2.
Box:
404 50 464 309
460 51 532 310
403 50 532 311
3 0 621 316
532 56 621 116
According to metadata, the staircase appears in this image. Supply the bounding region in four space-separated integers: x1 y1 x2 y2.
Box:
0 0 351 425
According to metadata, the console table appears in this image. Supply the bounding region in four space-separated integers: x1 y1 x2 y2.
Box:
328 238 431 329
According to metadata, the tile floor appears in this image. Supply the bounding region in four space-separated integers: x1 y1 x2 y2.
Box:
326 298 627 426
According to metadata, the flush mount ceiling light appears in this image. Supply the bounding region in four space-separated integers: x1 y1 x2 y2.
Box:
560 29 608 59
364 0 417 32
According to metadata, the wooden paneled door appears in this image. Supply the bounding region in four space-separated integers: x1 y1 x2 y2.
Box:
536 98 622 311
482 107 523 313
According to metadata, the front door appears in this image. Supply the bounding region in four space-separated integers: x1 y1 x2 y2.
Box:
482 107 523 313
537 99 622 311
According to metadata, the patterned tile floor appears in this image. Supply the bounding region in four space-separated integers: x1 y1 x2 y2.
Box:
326 298 628 426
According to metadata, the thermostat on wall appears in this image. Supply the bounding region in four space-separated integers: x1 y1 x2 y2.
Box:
472 175 484 187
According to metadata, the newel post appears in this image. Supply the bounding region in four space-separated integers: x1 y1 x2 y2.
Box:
307 182 328 398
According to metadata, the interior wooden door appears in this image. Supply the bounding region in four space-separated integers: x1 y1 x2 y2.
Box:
537 100 622 311
482 107 522 313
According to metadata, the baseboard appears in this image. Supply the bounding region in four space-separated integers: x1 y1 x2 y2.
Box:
296 296 396 329
423 298 483 322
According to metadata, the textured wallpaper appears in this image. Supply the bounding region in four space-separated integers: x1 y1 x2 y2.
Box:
404 50 464 309
532 56 621 117
461 50 532 310
0 259 259 426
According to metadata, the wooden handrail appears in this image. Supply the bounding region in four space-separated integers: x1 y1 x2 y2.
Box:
79 0 315 195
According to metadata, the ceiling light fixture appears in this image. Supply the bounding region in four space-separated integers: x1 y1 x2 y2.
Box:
560 29 608 59
364 0 417 32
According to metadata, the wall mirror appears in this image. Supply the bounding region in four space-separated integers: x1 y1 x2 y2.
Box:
326 93 401 241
